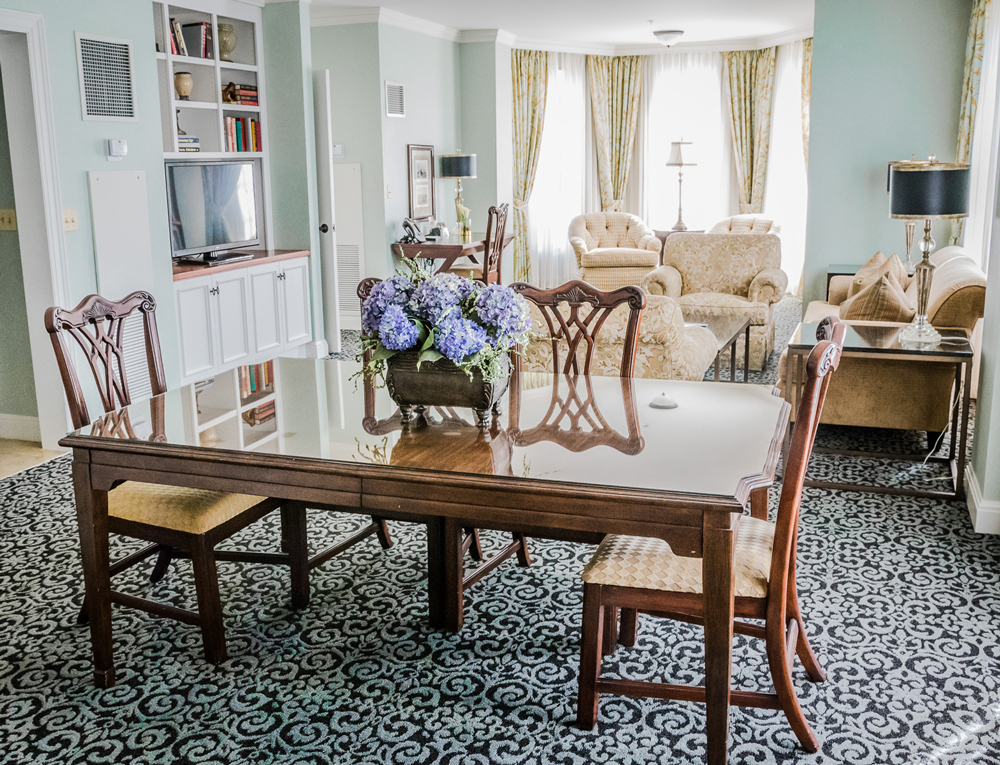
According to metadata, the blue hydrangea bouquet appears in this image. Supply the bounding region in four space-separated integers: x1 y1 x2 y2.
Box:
358 260 531 385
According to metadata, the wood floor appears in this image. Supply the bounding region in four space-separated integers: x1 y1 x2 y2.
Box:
0 439 63 480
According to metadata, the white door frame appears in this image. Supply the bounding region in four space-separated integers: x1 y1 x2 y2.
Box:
0 9 72 449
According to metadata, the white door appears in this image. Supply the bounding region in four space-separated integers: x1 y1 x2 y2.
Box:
213 269 254 366
248 261 283 356
280 258 312 348
313 69 341 353
175 275 216 380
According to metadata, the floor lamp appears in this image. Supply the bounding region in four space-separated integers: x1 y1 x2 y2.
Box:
666 140 695 231
888 157 970 347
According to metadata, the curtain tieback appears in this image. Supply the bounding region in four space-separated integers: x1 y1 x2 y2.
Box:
512 199 529 211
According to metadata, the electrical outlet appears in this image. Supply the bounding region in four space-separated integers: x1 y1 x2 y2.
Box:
0 209 16 231
63 209 78 231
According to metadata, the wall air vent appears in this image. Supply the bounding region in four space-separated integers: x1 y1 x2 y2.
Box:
337 244 362 315
76 34 137 121
385 81 405 118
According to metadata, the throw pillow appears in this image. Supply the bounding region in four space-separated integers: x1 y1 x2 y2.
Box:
840 273 915 322
848 253 909 298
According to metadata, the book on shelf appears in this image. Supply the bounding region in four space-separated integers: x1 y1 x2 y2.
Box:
225 116 261 153
238 361 274 400
177 134 200 152
169 18 188 57
181 22 214 60
242 399 276 428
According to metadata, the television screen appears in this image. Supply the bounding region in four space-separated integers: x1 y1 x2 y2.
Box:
166 161 259 256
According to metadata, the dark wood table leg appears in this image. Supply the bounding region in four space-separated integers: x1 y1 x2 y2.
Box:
714 353 721 382
744 327 751 381
426 516 464 631
72 453 115 688
702 511 737 765
729 336 737 383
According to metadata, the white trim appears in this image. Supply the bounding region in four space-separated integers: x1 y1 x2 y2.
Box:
513 38 615 56
966 464 1000 534
0 414 41 442
459 29 516 46
310 6 462 41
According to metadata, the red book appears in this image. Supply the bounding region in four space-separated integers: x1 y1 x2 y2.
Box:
254 121 262 153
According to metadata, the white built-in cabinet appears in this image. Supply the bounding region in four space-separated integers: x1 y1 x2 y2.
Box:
175 257 311 383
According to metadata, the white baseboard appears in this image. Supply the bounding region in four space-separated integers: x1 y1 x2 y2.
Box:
966 464 1000 534
0 413 41 442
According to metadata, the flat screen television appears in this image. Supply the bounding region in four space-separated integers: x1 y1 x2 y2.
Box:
166 160 261 259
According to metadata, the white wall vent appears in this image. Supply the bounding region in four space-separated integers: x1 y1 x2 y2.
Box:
337 245 362 316
76 34 137 122
385 81 405 118
122 313 153 403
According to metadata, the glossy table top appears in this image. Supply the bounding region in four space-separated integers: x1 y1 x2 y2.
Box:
65 359 788 500
789 322 973 357
683 311 752 352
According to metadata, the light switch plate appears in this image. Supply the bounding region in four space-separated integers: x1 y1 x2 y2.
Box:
63 209 78 231
0 209 16 231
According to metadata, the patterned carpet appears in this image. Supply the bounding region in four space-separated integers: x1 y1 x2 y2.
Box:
2 296 998 764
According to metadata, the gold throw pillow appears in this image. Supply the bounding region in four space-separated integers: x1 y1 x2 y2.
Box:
839 273 915 322
848 253 909 298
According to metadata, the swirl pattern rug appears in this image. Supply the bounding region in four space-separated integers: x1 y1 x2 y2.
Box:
3 296 999 764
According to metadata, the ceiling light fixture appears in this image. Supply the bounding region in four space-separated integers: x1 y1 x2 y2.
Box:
653 30 684 46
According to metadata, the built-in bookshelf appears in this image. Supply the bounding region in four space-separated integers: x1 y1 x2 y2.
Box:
152 1 267 160
182 362 283 453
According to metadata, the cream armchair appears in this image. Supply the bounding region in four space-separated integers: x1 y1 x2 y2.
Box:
640 232 786 369
568 212 662 291
520 293 717 381
709 215 782 235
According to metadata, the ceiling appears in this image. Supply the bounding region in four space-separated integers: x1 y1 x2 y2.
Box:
305 0 815 51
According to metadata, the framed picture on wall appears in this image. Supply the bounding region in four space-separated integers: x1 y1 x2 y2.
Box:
407 144 435 221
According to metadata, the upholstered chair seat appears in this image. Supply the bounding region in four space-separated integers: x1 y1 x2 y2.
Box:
709 215 782 235
109 483 266 535
568 212 662 291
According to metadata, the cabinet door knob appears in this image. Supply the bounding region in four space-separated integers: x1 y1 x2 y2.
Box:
319 223 330 234
210 286 220 295
277 272 285 280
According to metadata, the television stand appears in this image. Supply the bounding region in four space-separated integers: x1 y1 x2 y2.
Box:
174 250 255 266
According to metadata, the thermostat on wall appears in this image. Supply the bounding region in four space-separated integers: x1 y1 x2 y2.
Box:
106 139 127 161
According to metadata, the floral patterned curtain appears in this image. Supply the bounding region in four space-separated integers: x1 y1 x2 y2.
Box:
587 55 642 212
512 49 549 282
723 47 777 214
801 38 813 168
951 0 993 244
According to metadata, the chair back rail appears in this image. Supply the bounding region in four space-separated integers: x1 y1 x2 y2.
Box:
482 204 509 284
509 280 645 378
44 291 166 430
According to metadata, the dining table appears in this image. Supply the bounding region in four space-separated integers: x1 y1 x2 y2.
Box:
61 357 789 765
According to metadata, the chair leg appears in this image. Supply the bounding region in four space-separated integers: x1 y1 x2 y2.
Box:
373 518 394 549
601 606 619 656
190 538 227 665
464 528 484 561
150 547 173 583
514 533 531 567
618 607 638 647
577 583 604 730
787 578 826 683
281 505 310 609
766 616 820 752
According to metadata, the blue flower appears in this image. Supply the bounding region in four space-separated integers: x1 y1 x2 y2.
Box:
362 276 414 335
434 316 487 363
475 285 531 341
377 304 419 351
409 273 471 325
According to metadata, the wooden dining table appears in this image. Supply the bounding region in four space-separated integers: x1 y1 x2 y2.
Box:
61 358 789 765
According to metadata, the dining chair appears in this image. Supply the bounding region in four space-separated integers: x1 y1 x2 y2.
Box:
448 203 509 285
575 317 847 753
45 291 308 665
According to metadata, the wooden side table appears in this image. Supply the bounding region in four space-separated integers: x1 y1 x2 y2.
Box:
825 263 861 299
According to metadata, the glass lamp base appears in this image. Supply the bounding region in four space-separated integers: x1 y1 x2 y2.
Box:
898 316 941 348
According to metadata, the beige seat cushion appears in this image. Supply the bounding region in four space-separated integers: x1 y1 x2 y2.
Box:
110 481 267 534
582 516 774 598
676 292 771 325
580 247 659 269
840 273 914 322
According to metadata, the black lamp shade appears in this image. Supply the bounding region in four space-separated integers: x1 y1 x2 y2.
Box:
440 154 477 179
888 162 970 219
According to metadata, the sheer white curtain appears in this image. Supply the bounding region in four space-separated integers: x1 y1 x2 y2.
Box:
526 52 587 287
642 52 732 232
763 40 809 293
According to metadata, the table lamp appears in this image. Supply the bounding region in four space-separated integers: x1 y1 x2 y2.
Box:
666 140 695 231
440 153 477 230
888 156 969 347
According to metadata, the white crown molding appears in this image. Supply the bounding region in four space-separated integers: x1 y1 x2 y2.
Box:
513 38 616 56
966 464 1000 534
459 29 516 46
310 5 461 41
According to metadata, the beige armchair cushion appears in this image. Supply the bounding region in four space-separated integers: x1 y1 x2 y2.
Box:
675 292 772 325
839 273 915 322
709 215 782 235
582 516 774 598
748 268 789 306
662 233 782 297
579 247 659 269
110 482 266 534
568 212 660 268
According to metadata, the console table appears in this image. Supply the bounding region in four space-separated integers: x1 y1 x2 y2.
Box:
392 233 514 277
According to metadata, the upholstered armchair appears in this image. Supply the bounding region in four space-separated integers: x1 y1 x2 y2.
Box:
520 293 717 381
568 212 662 291
640 232 786 369
709 215 782 235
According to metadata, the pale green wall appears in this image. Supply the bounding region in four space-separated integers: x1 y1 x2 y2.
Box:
0 0 180 385
263 0 323 341
459 42 498 240
310 23 388 278
378 24 461 255
0 65 35 418
803 0 972 304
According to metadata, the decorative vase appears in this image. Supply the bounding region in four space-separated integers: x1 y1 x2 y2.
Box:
384 352 510 431
461 224 472 243
217 23 237 62
173 71 193 101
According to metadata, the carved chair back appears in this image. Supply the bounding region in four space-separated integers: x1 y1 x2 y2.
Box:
509 280 646 378
482 204 509 285
767 317 845 612
44 292 166 430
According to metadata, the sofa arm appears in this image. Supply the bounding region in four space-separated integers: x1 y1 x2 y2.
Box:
827 276 854 306
640 265 682 299
748 268 788 305
638 233 662 254
569 236 589 269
